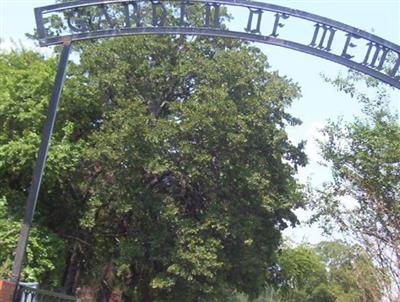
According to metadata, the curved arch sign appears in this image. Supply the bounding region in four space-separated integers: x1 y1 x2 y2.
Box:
35 0 400 88
10 0 400 286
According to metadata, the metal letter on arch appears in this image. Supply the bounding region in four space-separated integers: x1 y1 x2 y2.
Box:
10 0 400 286
34 0 400 88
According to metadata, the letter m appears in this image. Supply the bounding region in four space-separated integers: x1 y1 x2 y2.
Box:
310 24 336 51
362 42 390 70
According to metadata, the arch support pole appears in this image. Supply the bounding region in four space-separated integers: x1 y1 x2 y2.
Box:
10 41 72 287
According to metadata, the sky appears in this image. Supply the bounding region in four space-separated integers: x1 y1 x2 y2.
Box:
1 0 399 244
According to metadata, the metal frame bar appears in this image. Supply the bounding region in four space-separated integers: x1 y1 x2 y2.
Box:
32 0 400 89
11 41 72 288
15 284 77 302
34 27 400 88
34 0 400 52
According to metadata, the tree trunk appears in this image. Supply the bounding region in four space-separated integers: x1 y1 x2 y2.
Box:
63 242 80 295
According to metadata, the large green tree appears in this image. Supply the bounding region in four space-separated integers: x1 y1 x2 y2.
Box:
277 244 327 301
77 36 306 301
230 241 386 302
0 49 80 285
278 241 386 302
0 33 306 301
315 241 386 302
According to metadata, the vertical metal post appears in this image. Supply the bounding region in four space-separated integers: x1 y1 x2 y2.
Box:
11 41 72 285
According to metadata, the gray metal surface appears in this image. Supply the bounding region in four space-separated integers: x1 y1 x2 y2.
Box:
33 0 400 88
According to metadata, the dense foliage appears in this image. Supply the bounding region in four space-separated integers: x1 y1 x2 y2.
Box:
0 32 306 300
0 50 74 285
232 241 387 302
312 71 400 294
1 9 397 300
0 197 65 285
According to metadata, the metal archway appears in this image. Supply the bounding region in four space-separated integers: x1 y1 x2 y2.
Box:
11 0 400 286
34 0 400 88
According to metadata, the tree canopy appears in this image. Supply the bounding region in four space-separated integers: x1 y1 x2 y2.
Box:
230 241 387 302
2 6 397 300
312 71 400 294
0 33 306 301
